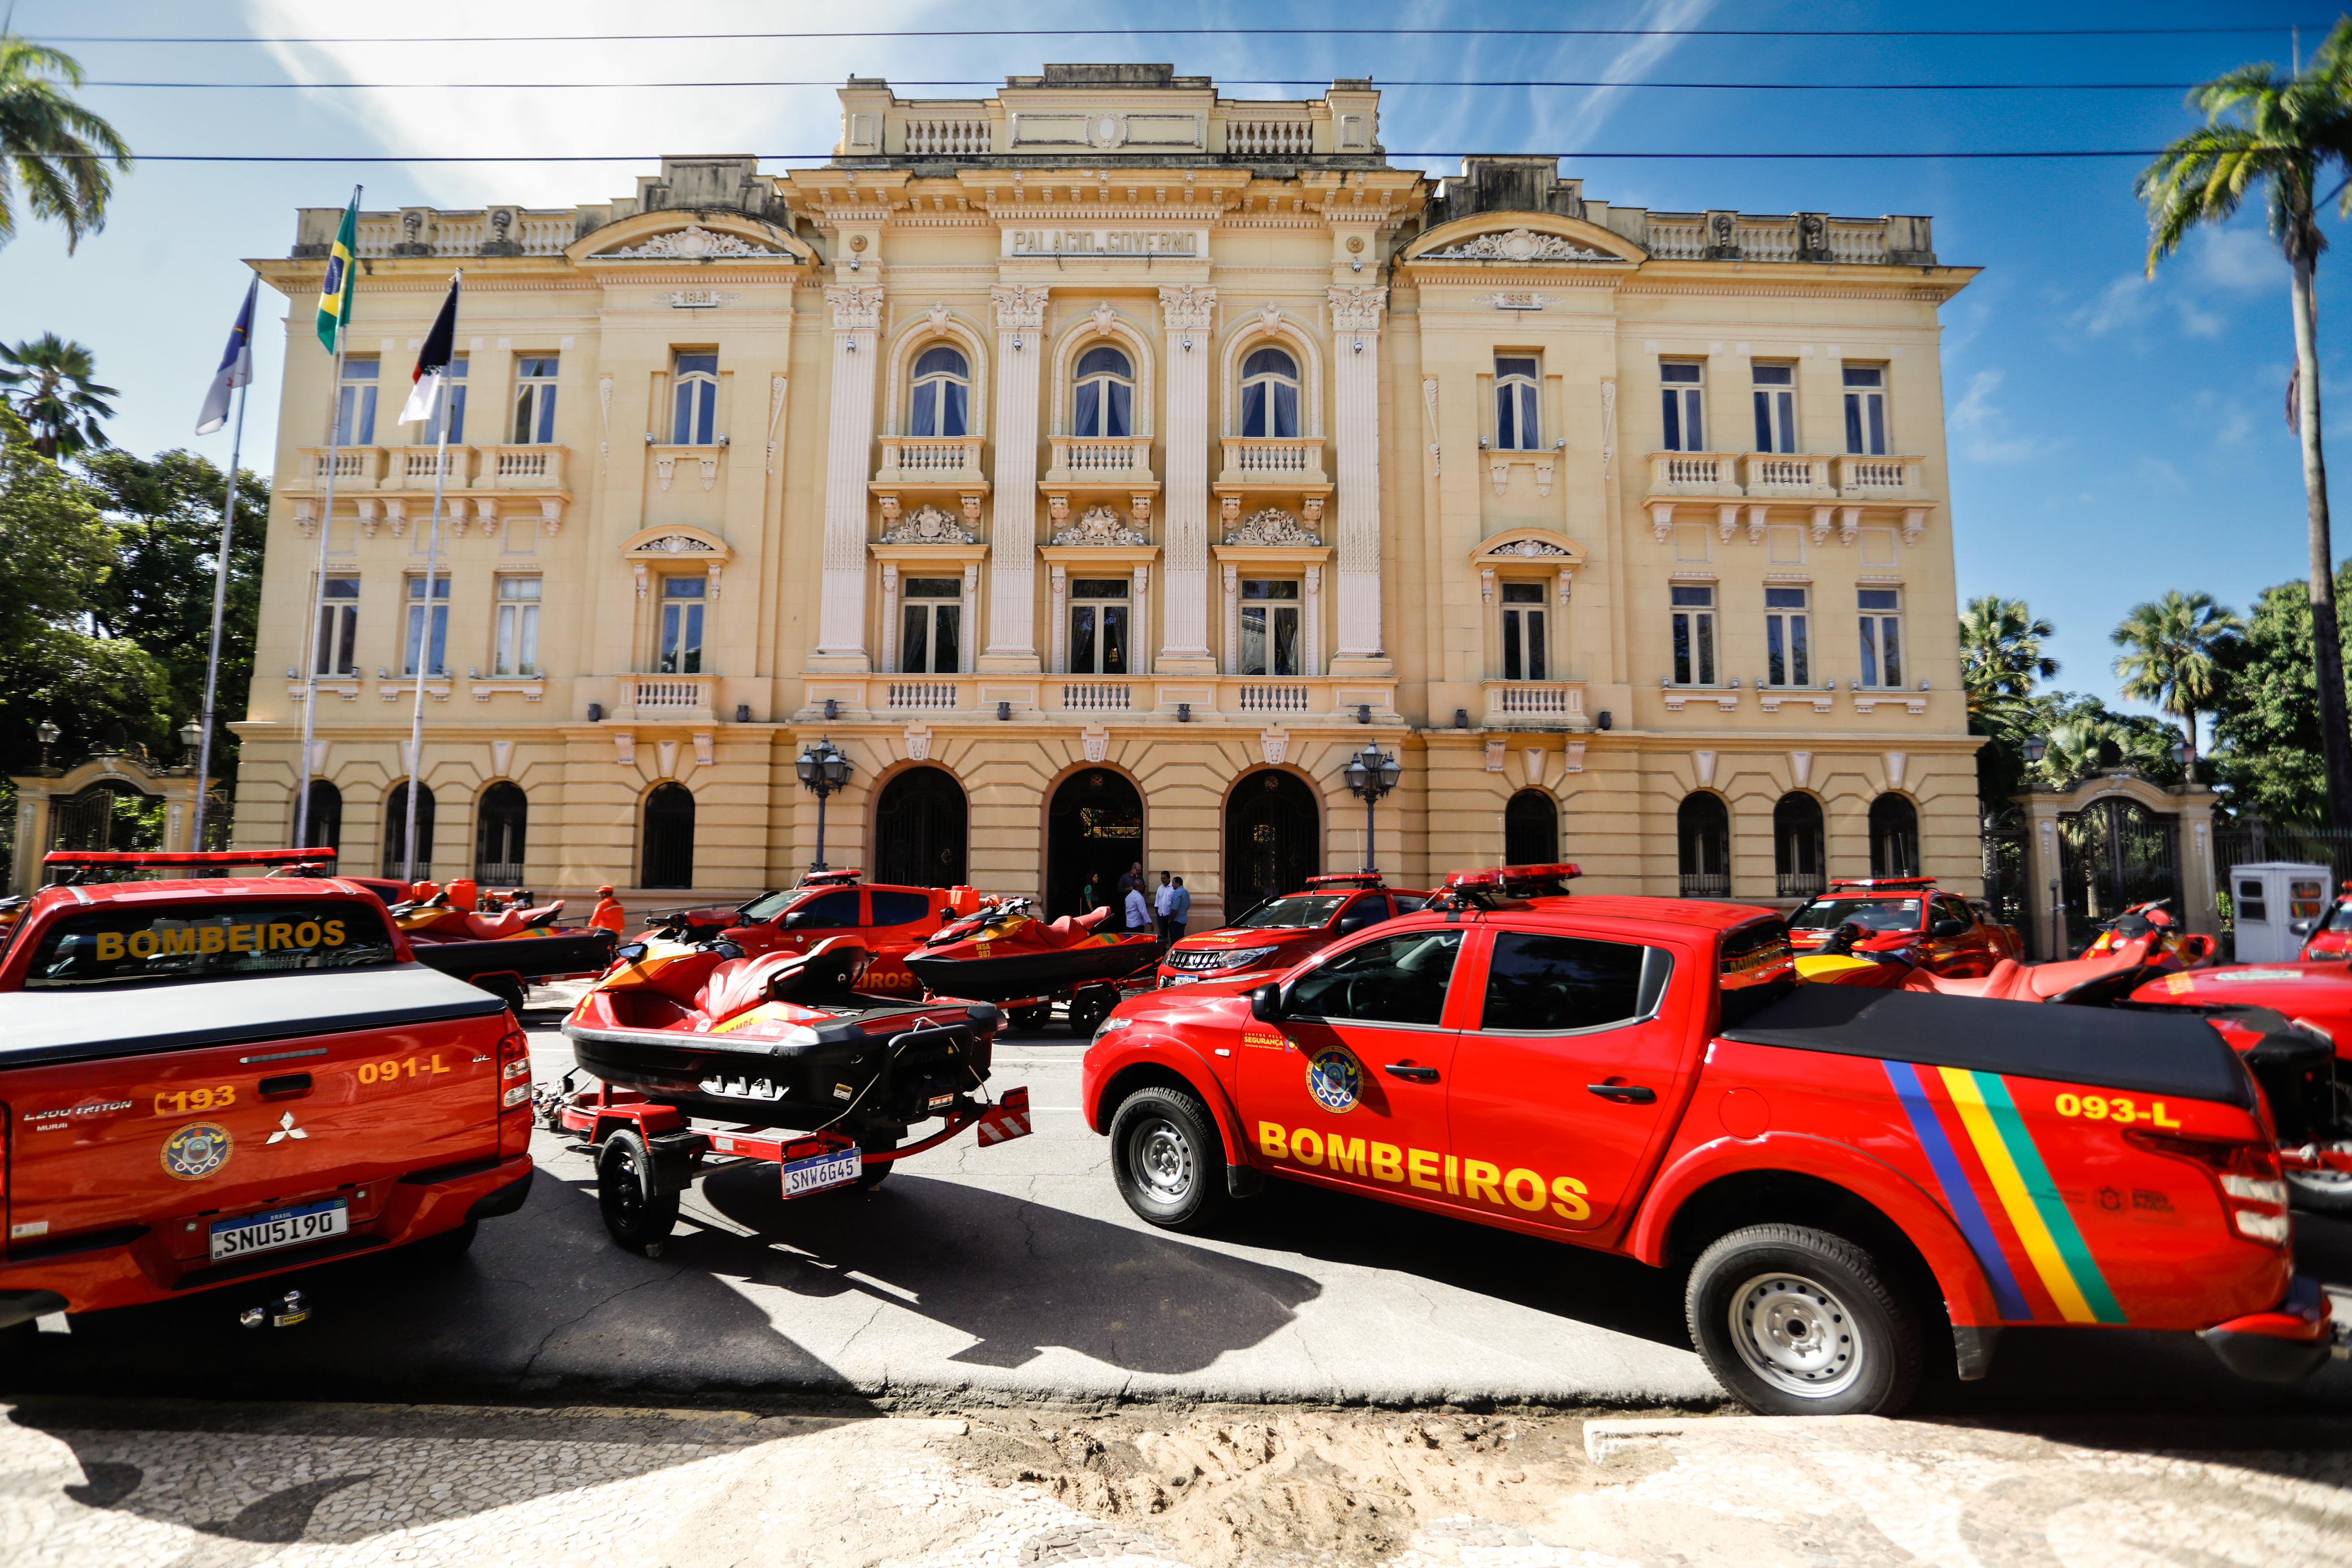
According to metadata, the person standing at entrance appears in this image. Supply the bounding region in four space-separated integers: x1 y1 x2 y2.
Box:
1081 873 1100 913
1118 861 1142 901
1168 876 1191 943
1124 880 1152 937
1154 870 1175 943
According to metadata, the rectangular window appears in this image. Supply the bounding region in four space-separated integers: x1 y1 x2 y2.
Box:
659 575 706 674
1751 363 1796 454
900 576 963 674
1659 361 1705 452
493 575 541 677
336 357 379 447
1843 365 1888 455
1069 577 1130 675
1239 579 1301 677
1501 581 1547 681
1495 356 1541 451
423 356 468 445
1671 584 1717 686
315 577 360 675
1858 587 1904 687
671 352 718 445
403 574 450 675
512 355 559 444
1765 586 1810 686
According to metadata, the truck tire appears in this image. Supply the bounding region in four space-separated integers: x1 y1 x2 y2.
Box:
410 1219 479 1265
1685 1223 1923 1417
1109 1086 1229 1233
855 1130 896 1192
1068 984 1118 1036
596 1130 680 1256
481 974 528 1017
1010 1003 1054 1031
2287 1165 2352 1215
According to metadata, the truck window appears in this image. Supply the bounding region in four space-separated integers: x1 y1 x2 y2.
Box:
1334 895 1391 935
782 889 862 929
20 900 401 990
870 890 932 926
1481 932 1667 1032
1285 930 1462 1026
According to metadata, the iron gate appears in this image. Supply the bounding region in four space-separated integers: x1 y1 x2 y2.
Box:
1226 770 1318 911
874 766 968 887
48 781 163 855
2058 796 2180 953
1979 811 2029 933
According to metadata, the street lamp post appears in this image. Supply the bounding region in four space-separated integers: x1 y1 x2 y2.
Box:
35 720 59 774
794 737 853 874
1341 741 1402 875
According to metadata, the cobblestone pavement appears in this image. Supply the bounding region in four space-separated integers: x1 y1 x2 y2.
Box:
4 1398 2349 1567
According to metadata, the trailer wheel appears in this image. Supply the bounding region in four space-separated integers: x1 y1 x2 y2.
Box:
596 1130 680 1255
2287 1165 2352 1215
855 1130 896 1191
1010 1003 1053 1031
1068 984 1118 1036
1685 1223 1923 1417
1109 1086 1229 1233
481 974 528 1017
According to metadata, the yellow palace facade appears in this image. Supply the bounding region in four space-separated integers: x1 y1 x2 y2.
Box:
234 64 1981 923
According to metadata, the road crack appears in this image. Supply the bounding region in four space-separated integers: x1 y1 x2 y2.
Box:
517 1268 686 1380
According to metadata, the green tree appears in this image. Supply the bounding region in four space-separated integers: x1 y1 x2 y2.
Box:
1960 595 2061 809
2139 20 2352 824
2208 569 2352 822
2111 589 2243 765
2029 694 2191 791
0 36 132 252
0 425 114 645
0 332 115 460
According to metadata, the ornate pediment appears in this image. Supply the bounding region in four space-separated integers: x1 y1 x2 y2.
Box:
1051 505 1147 547
594 224 791 261
880 505 976 545
1223 508 1322 547
635 532 715 554
1483 536 1573 558
1421 227 1615 263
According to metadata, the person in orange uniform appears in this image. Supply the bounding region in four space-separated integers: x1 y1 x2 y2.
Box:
589 885 628 937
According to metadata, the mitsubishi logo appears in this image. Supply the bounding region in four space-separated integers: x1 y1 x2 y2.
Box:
266 1112 309 1145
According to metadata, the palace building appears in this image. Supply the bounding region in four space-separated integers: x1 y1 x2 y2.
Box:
228 63 1981 922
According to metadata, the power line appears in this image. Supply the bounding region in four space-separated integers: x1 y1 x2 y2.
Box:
77 77 2210 93
25 149 2179 164
30 24 2325 44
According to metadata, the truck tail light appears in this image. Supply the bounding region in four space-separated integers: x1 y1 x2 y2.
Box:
498 1028 532 1107
2128 1130 2292 1248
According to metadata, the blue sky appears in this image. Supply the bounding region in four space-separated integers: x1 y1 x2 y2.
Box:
0 0 2337 719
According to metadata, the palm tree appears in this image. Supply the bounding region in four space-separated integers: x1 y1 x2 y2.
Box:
1960 595 2059 709
2141 23 2352 822
0 36 131 252
0 333 116 459
2112 590 2244 766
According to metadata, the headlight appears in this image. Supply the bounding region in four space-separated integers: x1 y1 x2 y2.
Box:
1095 1015 1134 1037
1213 946 1281 969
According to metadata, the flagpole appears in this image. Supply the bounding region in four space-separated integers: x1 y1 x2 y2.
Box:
296 184 361 854
404 267 460 885
190 375 247 851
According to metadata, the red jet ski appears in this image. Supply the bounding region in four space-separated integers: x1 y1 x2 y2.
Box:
905 899 1160 1032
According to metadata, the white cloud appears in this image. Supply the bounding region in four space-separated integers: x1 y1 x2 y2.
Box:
2193 226 2279 292
2072 275 2156 338
2137 455 2186 490
2068 269 2233 344
1950 368 2063 464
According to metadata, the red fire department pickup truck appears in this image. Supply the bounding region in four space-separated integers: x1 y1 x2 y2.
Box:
0 873 536 1337
1081 867 2337 1415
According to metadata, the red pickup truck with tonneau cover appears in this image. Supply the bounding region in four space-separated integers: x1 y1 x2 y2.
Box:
1082 867 2341 1415
0 875 535 1337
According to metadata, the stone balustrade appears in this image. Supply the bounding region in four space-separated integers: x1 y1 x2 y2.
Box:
1648 451 1741 495
1835 454 1927 497
1226 118 1313 156
1743 453 1834 496
1217 436 1329 488
902 117 993 155
874 435 988 488
616 674 716 721
1482 679 1589 727
1045 435 1157 488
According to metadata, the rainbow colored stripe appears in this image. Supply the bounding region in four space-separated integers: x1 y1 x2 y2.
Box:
1882 1060 2126 1326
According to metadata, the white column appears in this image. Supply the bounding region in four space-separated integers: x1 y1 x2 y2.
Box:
1132 564 1152 678
1157 284 1215 666
1222 562 1240 672
1328 285 1388 664
817 285 884 661
879 562 900 673
986 284 1049 664
1049 564 1068 675
960 561 980 674
1305 564 1324 677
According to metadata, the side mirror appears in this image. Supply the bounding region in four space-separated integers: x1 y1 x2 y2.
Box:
711 939 746 960
613 942 648 964
1931 918 1968 938
1248 982 1285 1023
2290 919 2315 936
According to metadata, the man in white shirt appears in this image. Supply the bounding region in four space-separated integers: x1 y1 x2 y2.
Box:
1125 882 1153 936
1153 870 1176 943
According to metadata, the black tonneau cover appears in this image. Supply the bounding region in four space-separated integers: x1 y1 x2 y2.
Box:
1722 984 2252 1107
0 964 508 1069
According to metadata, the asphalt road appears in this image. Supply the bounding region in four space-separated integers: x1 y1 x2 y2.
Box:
10 994 2352 1415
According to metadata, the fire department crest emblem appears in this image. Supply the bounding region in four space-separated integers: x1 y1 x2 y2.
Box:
1305 1049 1362 1115
161 1121 233 1181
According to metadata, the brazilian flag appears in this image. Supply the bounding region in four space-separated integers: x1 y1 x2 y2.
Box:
315 189 360 353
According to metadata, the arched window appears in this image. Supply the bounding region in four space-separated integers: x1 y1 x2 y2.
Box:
1677 793 1730 898
642 783 695 889
1773 792 1826 898
910 344 970 438
1504 790 1560 867
671 352 718 445
1870 794 1921 878
476 781 528 884
383 781 436 881
875 767 968 887
299 779 343 856
1495 356 1541 450
1239 346 1300 438
1073 344 1134 438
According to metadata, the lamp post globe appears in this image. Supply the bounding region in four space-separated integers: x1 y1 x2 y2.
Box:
794 737 853 873
35 720 58 772
1341 740 1398 875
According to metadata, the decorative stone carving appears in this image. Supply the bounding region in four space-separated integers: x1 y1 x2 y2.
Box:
693 731 714 766
655 456 676 491
1048 495 1071 524
657 739 680 778
660 289 739 309
1422 227 1612 263
991 283 1049 331
1485 537 1572 558
1300 496 1325 525
1789 750 1813 789
1131 494 1153 526
1223 508 1321 547
1091 302 1119 336
1599 380 1617 478
1052 505 1147 547
1884 752 1908 791
825 285 884 331
1326 285 1387 332
1525 748 1547 786
602 224 788 261
1693 749 1718 789
1648 502 1675 543
638 533 716 555
1257 304 1283 335
766 374 788 474
614 731 637 766
1158 284 1215 331
959 493 984 522
1082 726 1111 764
878 494 902 522
1220 496 1242 523
1261 727 1289 766
1480 568 1495 606
698 455 719 491
880 505 976 545
927 301 952 331
1485 740 1506 773
904 725 931 763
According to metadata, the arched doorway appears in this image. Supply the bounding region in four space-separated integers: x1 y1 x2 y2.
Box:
48 779 163 854
1504 789 1559 866
475 781 528 883
642 782 695 889
1047 769 1143 917
382 781 436 880
298 779 343 856
1226 770 1319 913
1869 794 1920 878
1677 792 1730 897
874 766 967 887
1773 792 1825 898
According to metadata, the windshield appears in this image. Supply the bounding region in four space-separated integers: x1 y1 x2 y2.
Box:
1787 898 1923 934
737 886 824 922
20 899 402 989
1229 894 1348 930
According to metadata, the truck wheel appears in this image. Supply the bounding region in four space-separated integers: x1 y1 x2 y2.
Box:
2287 1165 2352 1215
1109 1086 1229 1233
1685 1223 1923 1417
1010 1003 1053 1031
1068 985 1117 1036
596 1130 680 1255
411 1219 479 1265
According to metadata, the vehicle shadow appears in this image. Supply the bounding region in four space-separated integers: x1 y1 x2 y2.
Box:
695 1166 1322 1372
